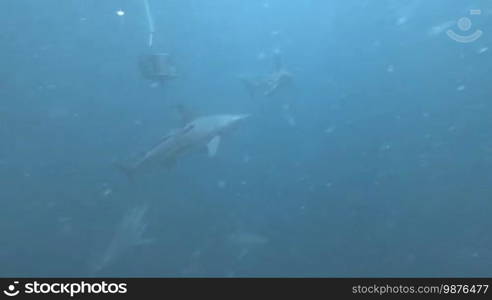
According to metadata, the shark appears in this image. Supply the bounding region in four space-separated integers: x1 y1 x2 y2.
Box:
117 111 250 179
89 204 152 275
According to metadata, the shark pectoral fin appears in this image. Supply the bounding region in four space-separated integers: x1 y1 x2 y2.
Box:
207 136 221 157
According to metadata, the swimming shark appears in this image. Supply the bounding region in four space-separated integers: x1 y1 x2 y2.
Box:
117 112 250 179
89 204 151 274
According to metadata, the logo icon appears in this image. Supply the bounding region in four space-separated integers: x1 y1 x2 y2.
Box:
447 9 483 43
3 282 20 297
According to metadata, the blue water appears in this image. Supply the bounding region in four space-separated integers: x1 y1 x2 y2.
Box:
1 0 491 277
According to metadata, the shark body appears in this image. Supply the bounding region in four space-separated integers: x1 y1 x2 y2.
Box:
118 114 249 178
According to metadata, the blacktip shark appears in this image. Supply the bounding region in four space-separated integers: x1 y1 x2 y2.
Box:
117 110 250 179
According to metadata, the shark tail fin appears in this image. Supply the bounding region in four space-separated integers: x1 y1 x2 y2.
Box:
113 161 136 183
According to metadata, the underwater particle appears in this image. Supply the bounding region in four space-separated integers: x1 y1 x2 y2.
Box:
419 157 429 168
57 216 71 223
191 249 202 259
58 217 73 235
116 10 125 16
102 188 113 197
284 114 296 127
380 143 392 151
325 182 333 188
396 17 408 26
100 183 113 198
282 104 296 126
257 51 266 60
477 47 488 54
386 65 394 73
242 154 250 163
217 180 226 189
324 126 336 134
297 176 307 183
456 85 466 92
422 112 430 118
240 180 247 185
